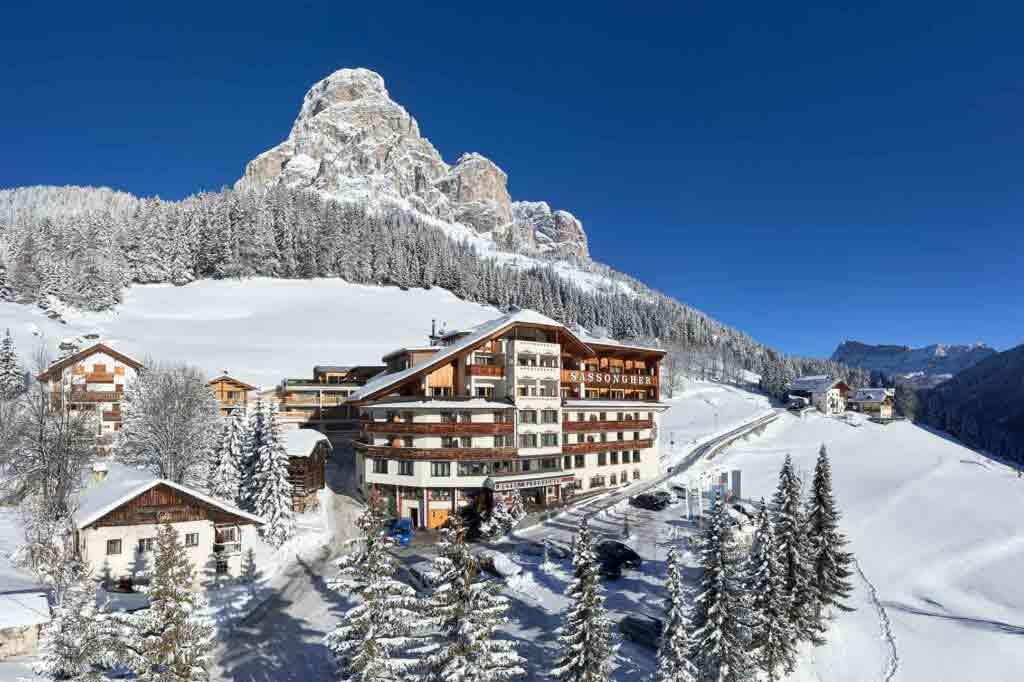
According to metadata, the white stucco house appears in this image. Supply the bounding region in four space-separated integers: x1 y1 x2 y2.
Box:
73 462 263 588
787 375 850 415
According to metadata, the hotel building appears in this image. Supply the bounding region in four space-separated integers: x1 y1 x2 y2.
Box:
276 365 384 437
350 309 667 529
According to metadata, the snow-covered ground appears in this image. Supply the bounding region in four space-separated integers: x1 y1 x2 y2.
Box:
0 278 502 388
693 411 1024 682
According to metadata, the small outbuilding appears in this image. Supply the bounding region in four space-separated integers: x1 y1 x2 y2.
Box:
284 429 331 512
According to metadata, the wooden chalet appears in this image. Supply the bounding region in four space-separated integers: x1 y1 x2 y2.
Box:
208 373 257 415
284 429 331 512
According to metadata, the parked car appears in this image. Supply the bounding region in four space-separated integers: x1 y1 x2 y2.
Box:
670 483 688 498
630 493 669 511
595 540 642 570
651 490 675 505
476 549 522 579
619 615 663 649
389 518 413 547
598 558 624 579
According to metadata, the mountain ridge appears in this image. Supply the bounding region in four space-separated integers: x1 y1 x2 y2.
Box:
831 339 996 377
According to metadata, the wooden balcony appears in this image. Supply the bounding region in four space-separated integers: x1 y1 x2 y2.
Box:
355 441 518 461
363 421 514 436
467 364 504 378
562 419 653 433
69 388 123 402
102 410 122 422
561 438 653 455
85 372 115 383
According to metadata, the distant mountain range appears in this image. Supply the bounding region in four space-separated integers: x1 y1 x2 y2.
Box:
831 340 996 379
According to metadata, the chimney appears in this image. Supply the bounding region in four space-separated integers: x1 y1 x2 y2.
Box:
91 461 109 484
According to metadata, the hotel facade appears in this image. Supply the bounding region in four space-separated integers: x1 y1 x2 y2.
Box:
350 309 668 529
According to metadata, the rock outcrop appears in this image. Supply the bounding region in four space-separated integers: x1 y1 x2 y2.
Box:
236 68 589 259
831 340 996 377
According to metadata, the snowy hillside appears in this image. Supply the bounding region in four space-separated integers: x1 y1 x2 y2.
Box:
0 279 501 386
688 412 1024 682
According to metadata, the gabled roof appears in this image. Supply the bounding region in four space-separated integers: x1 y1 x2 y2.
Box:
208 374 257 391
788 375 848 394
849 388 890 403
351 309 596 403
74 461 263 529
284 428 333 458
37 343 144 381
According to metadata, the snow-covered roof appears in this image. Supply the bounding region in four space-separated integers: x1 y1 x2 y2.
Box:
849 388 890 403
364 399 514 410
788 375 845 393
74 461 263 529
284 428 332 458
381 346 440 361
0 590 50 629
576 330 665 354
351 309 588 402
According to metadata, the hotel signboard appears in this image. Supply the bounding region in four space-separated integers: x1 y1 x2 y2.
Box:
493 474 576 492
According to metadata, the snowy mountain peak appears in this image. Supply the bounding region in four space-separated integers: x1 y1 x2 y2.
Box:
831 339 997 377
235 68 589 259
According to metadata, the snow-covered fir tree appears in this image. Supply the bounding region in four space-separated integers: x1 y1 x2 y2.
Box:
208 408 246 504
655 546 697 682
34 574 120 681
506 489 526 521
241 399 268 509
771 454 823 645
805 444 855 617
552 517 613 682
689 496 754 682
324 494 424 682
489 493 515 534
132 522 216 682
746 499 796 681
425 513 526 681
12 497 85 605
246 401 294 548
0 329 24 397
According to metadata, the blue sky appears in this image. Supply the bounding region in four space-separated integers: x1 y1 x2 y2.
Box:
2 1 1021 357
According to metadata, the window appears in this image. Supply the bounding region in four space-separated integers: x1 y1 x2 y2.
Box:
402 437 414 448
106 539 122 555
600 433 608 443
519 410 537 423
633 450 641 463
519 434 538 448
458 461 490 477
541 410 559 424
598 453 607 466
617 432 625 441
431 462 451 477
461 437 472 448
494 434 513 448
398 461 414 476
185 533 199 548
573 479 583 490
577 412 585 421
600 412 607 421
371 459 388 474
590 476 606 489
620 471 628 484
647 412 653 420
217 526 238 543
574 454 584 468
494 411 510 423
431 387 452 397
541 433 558 447
633 431 640 441
610 451 619 465
432 488 453 501
459 411 472 423
541 457 559 471
521 459 532 472
401 411 414 423
563 456 572 470
386 411 398 422
617 412 624 421
633 469 641 480
215 557 229 575
138 537 155 553
441 412 457 424
476 386 494 398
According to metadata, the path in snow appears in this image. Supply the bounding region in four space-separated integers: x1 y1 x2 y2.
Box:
854 557 900 682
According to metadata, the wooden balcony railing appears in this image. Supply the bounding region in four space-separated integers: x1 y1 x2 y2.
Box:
562 419 653 433
363 422 514 436
69 389 123 402
102 410 122 422
561 438 653 455
355 441 518 461
467 365 504 378
85 372 115 383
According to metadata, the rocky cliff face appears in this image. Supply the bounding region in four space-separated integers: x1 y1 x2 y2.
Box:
831 340 997 377
236 68 589 259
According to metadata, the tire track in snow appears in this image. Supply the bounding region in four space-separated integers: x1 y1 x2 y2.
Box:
853 557 899 682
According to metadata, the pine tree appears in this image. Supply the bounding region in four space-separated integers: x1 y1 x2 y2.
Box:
241 399 267 509
34 574 119 681
689 496 754 682
425 513 526 681
655 546 697 682
506 489 526 521
0 329 24 397
552 517 613 682
324 494 424 681
208 408 246 504
133 522 216 682
248 401 294 548
490 494 515 534
771 454 822 645
746 499 796 681
805 445 855 618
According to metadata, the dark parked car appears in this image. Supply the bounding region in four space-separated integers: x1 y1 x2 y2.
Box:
619 615 663 649
651 490 674 505
630 493 669 511
595 540 642 570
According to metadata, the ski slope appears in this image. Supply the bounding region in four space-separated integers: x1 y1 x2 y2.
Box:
695 412 1024 682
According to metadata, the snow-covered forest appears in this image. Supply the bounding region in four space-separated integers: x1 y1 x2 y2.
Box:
0 184 866 387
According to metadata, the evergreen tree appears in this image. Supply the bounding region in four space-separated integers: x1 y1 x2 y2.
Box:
551 518 613 682
133 522 216 682
208 408 246 504
34 574 119 681
746 499 796 681
490 493 515 534
247 401 294 548
241 399 268 508
506 489 526 520
324 494 424 682
0 329 24 397
425 513 526 681
805 445 855 617
655 546 697 682
771 454 822 645
689 497 754 682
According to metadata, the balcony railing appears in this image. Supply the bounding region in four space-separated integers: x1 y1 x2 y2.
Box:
214 542 241 556
102 410 122 422
364 422 513 435
68 389 123 402
467 365 504 378
85 372 115 383
563 419 653 433
355 441 518 461
561 438 653 455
